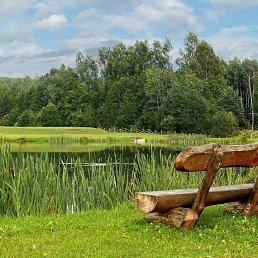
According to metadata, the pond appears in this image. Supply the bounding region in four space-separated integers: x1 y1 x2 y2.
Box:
0 141 252 217
8 142 182 164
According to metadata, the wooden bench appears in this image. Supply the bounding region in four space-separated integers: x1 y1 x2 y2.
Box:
135 143 258 228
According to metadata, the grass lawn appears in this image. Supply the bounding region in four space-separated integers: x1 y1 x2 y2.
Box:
0 126 169 143
0 204 257 258
1 126 258 145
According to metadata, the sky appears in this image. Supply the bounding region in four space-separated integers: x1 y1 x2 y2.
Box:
1 0 258 77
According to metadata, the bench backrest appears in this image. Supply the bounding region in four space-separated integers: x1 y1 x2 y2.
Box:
174 143 258 172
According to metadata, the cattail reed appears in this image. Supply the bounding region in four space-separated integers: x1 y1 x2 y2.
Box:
0 144 252 217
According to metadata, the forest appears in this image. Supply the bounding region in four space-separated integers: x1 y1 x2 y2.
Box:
0 32 257 137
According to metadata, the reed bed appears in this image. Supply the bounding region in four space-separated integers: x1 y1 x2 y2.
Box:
0 145 254 217
167 133 248 147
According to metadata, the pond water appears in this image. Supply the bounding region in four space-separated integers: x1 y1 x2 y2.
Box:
8 142 182 164
2 141 250 216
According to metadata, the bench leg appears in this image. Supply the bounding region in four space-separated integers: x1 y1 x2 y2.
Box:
185 146 223 228
224 176 258 216
147 208 198 228
244 175 258 215
148 145 223 229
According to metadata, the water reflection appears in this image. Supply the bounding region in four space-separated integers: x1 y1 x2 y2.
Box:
8 142 181 164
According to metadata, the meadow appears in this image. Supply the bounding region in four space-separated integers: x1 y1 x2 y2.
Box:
0 204 257 258
0 126 253 145
0 128 257 257
0 126 170 143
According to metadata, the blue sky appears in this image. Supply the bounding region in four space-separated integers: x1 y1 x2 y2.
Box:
1 0 258 76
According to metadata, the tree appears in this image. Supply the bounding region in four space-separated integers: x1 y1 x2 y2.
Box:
151 39 173 70
176 32 199 72
0 82 12 118
16 110 33 126
209 111 238 137
160 115 176 132
227 58 258 129
116 76 144 128
177 33 228 99
75 52 99 92
0 109 19 126
140 69 176 130
98 40 173 79
241 59 258 130
37 103 61 127
161 73 208 134
216 87 246 128
30 81 49 112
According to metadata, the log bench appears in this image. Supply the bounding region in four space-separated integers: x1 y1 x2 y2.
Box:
135 143 258 228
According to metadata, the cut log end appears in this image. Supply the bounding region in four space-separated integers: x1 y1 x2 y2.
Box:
135 194 158 214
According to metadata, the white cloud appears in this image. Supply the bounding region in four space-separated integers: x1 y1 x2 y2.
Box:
208 27 258 60
33 0 78 18
78 0 138 7
110 0 203 35
36 14 68 29
71 0 203 50
0 45 76 77
0 0 32 19
0 31 18 44
204 0 258 21
207 0 258 9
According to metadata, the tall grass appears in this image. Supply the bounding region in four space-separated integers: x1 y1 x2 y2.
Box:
0 145 254 217
167 133 248 147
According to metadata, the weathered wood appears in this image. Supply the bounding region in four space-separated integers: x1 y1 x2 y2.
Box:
148 208 197 228
135 183 254 213
175 142 258 172
136 142 258 229
190 146 222 228
224 201 258 215
243 176 258 215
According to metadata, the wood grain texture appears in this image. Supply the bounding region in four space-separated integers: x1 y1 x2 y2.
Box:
148 208 198 228
243 176 258 215
136 142 258 228
174 142 258 172
135 184 254 213
224 201 258 215
191 146 222 219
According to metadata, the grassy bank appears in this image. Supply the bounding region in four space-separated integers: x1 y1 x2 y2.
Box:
1 126 258 145
0 126 170 143
0 204 257 257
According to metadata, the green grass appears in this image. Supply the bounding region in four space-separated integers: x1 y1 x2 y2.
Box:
0 126 170 143
0 204 257 257
1 126 258 146
0 141 257 257
2 126 258 146
8 142 172 153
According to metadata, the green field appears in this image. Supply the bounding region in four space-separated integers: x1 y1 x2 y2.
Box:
1 126 256 146
0 127 257 257
0 204 257 258
0 126 170 143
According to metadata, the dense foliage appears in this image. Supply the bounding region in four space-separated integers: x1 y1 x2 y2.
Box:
0 33 257 137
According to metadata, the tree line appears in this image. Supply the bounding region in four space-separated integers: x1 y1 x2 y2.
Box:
0 32 258 137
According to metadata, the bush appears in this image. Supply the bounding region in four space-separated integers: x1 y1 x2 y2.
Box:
209 111 238 137
160 115 176 131
37 103 61 127
16 110 34 126
0 109 19 126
